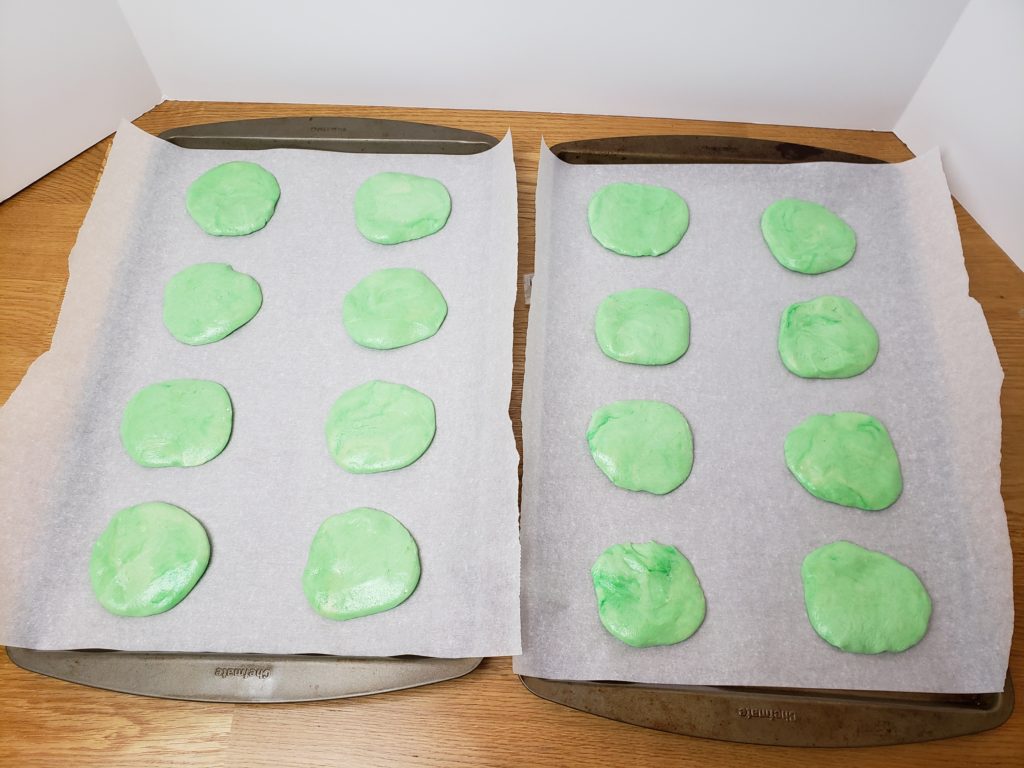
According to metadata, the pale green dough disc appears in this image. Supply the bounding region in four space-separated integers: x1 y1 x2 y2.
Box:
778 295 878 379
761 198 856 274
587 182 689 257
325 380 435 473
163 263 263 346
303 507 421 621
802 540 932 654
592 541 706 647
785 412 902 511
342 268 447 350
120 379 233 468
186 161 280 236
587 400 693 495
354 172 451 245
595 288 690 365
89 502 211 617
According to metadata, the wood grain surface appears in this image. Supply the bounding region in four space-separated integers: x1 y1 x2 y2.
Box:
0 101 1021 767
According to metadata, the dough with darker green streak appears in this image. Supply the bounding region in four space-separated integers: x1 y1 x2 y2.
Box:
785 412 902 511
592 541 706 647
778 295 878 378
90 502 211 617
588 182 689 257
186 161 280 236
163 263 263 345
120 379 233 468
303 507 421 621
587 400 693 495
325 380 435 473
761 198 856 274
802 540 931 654
342 268 447 349
595 288 690 365
354 172 451 244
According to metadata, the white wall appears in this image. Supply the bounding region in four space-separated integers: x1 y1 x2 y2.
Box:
0 0 161 202
896 0 1024 269
117 0 965 131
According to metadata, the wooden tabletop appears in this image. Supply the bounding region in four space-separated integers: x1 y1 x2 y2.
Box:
0 101 1021 767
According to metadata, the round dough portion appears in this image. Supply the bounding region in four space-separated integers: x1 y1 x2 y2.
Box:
592 541 706 647
303 507 421 621
354 172 451 244
761 198 856 274
778 295 878 379
785 412 902 511
802 540 931 654
587 400 693 495
163 263 263 346
588 182 689 257
89 502 211 617
186 161 280 236
342 268 447 350
120 379 233 468
595 288 690 366
325 380 436 473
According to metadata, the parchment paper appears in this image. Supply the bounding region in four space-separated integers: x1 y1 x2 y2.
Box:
514 143 1012 692
0 122 521 657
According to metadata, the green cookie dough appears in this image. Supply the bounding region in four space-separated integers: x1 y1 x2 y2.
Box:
592 541 706 647
120 379 233 468
163 263 263 346
595 288 690 365
302 507 421 621
778 295 879 379
761 198 856 274
342 268 447 350
354 172 451 244
587 400 693 495
785 412 902 511
325 380 436 473
802 540 932 654
587 182 689 257
89 502 211 617
186 161 280 236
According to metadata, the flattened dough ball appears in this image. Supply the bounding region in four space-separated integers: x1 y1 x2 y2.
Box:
163 263 263 346
354 172 451 244
587 400 693 494
595 288 690 365
120 379 233 468
303 507 421 621
802 540 931 654
342 268 447 349
90 502 211 617
588 182 689 257
762 198 856 274
325 380 436 473
785 412 902 511
592 541 706 647
778 295 878 379
186 161 280 236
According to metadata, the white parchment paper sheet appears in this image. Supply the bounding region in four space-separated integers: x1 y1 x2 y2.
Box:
0 122 521 657
514 144 1012 691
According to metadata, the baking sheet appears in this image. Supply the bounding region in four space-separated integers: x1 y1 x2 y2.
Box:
514 143 1012 692
0 122 521 657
